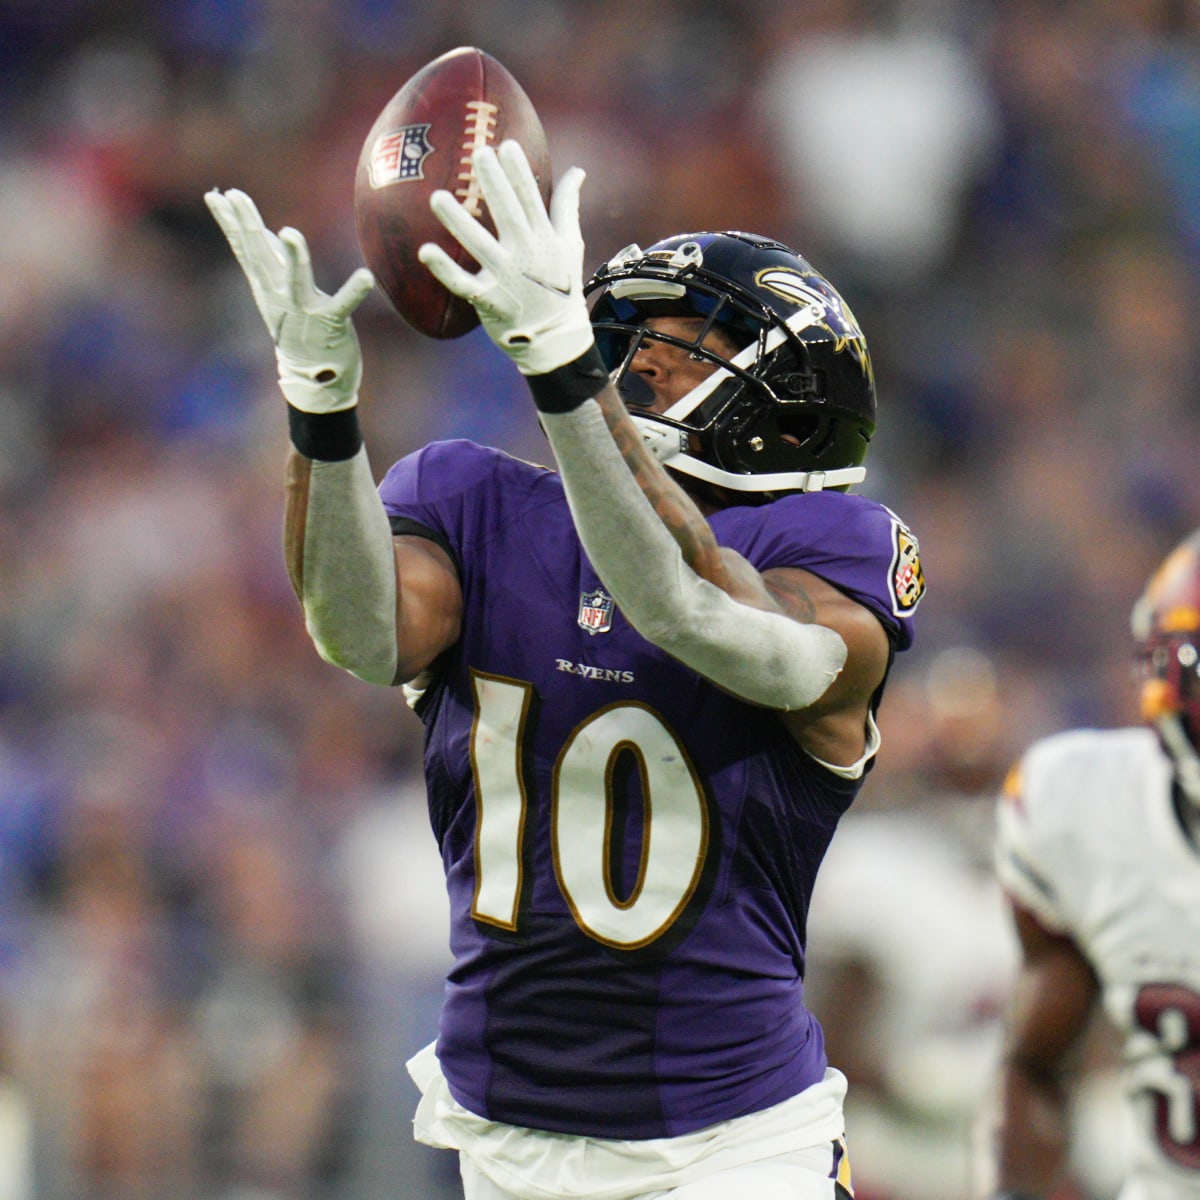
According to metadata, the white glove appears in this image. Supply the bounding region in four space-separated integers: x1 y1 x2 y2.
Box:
205 187 375 413
419 140 594 376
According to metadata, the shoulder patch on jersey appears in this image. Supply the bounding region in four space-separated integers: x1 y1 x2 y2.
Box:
887 515 925 616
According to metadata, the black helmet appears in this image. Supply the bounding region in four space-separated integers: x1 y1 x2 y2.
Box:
586 231 877 499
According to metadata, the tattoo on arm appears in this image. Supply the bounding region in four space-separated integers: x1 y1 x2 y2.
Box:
762 570 819 623
283 449 312 601
594 386 726 584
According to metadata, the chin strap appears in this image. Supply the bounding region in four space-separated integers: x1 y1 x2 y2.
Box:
1158 713 1200 809
628 414 867 494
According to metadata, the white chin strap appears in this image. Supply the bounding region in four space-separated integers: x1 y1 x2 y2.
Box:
1158 713 1200 809
628 414 865 493
625 301 866 494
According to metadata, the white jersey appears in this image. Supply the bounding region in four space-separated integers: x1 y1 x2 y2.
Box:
996 726 1200 1200
806 807 1016 1200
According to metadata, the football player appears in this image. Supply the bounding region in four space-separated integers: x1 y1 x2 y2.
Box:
993 527 1200 1200
205 140 923 1200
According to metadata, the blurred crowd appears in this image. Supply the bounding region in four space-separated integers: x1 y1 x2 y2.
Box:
2 0 1200 1197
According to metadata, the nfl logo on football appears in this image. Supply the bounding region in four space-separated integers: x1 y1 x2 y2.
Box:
368 124 434 188
578 589 613 635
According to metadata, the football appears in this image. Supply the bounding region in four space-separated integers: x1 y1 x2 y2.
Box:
354 46 552 339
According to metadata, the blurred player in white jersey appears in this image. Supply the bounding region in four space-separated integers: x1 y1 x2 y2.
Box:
994 527 1200 1200
805 647 1019 1200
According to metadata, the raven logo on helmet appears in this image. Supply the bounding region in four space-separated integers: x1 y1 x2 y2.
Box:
755 268 869 360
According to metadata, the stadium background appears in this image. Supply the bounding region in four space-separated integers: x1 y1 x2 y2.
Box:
0 0 1198 1197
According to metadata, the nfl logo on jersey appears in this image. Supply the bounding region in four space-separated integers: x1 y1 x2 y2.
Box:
578 589 614 634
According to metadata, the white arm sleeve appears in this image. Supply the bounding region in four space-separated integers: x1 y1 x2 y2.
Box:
299 447 399 686
540 401 847 710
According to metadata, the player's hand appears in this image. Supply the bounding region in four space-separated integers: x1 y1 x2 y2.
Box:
419 140 593 376
205 188 375 414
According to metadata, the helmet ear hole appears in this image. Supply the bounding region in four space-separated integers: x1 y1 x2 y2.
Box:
776 411 822 449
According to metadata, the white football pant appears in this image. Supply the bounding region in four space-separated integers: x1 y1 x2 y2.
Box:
459 1142 851 1200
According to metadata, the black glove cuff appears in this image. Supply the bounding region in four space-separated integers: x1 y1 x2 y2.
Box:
526 346 609 414
287 405 363 462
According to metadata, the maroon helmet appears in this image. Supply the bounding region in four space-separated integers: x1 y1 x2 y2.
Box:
1131 529 1200 797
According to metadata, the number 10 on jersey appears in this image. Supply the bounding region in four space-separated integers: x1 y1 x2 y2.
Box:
469 671 712 950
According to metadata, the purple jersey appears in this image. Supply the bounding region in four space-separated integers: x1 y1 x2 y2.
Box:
379 439 921 1140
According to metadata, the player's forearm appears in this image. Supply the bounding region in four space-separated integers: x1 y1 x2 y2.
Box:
589 383 806 613
589 381 730 587
284 416 400 686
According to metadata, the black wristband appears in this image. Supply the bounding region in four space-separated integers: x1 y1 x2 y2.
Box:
525 346 609 414
287 405 363 462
